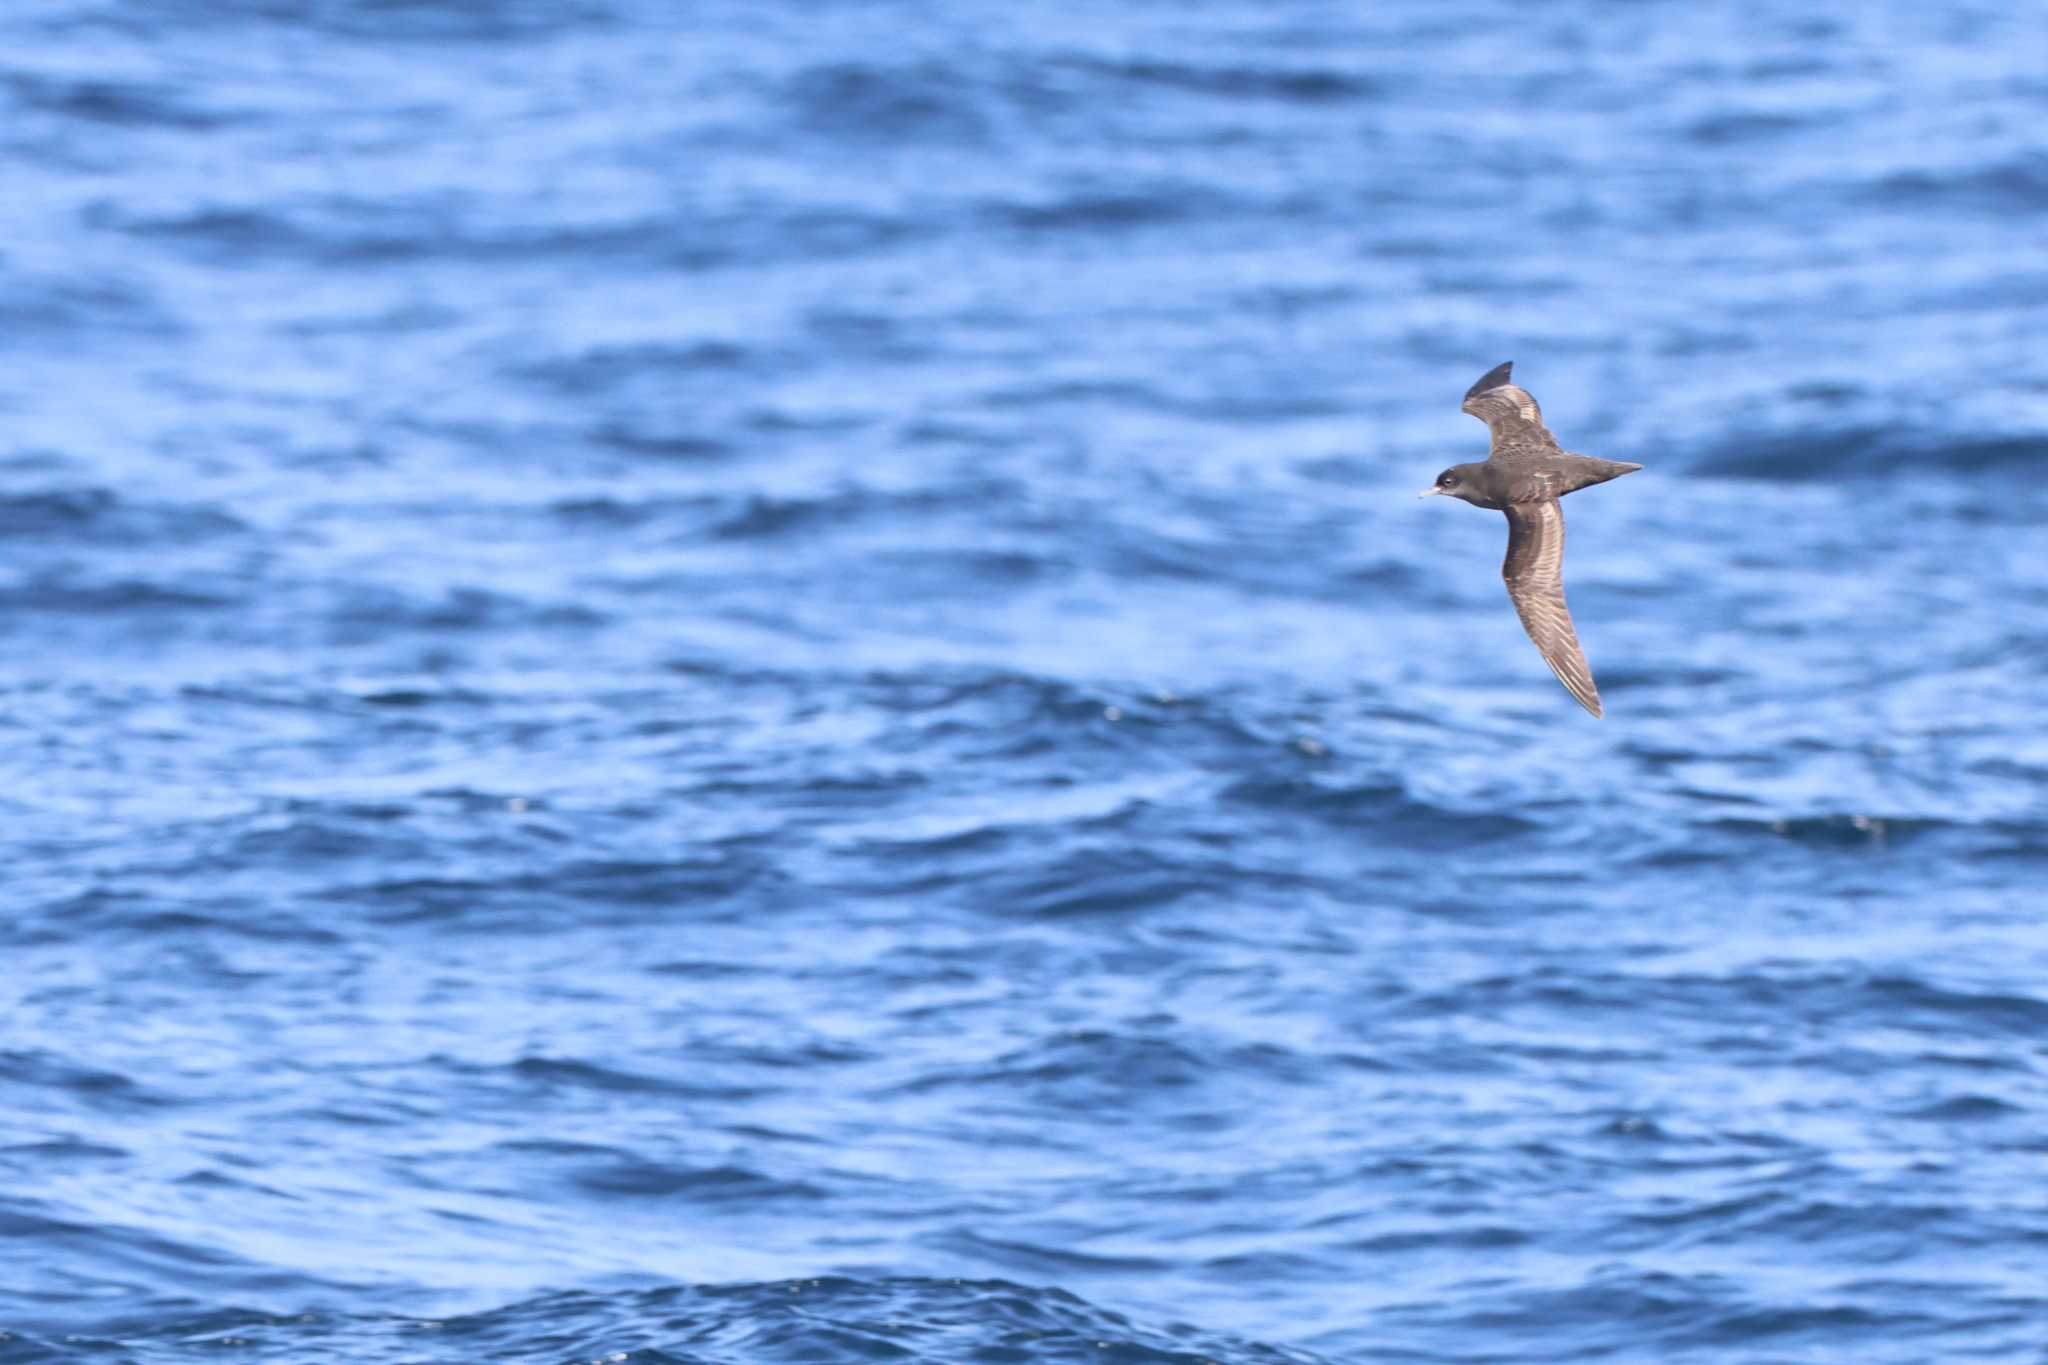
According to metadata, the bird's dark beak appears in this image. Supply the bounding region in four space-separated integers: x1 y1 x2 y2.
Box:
1418 486 1443 498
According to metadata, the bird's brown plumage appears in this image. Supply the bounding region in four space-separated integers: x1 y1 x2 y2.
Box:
1422 361 1642 717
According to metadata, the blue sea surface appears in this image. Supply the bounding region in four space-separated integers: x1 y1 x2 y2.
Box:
3 2 2046 1361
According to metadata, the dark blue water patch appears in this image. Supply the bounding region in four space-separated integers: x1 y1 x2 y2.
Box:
1000 1028 1210 1099
0 1204 269 1287
780 62 997 146
985 182 1265 235
439 1055 775 1112
1858 975 2048 1037
1361 1267 1952 1360
1899 1094 2023 1122
1051 54 1380 106
1702 812 1950 849
707 491 923 544
514 339 771 394
865 547 1063 594
0 575 240 617
1693 427 2048 480
602 825 815 899
0 489 242 544
501 1058 695 1098
143 0 624 44
1628 1191 1973 1260
1862 154 2048 212
1381 966 2048 1049
92 194 936 276
847 670 1265 763
322 585 608 641
2 71 241 131
318 845 794 928
967 846 1234 920
932 1231 1174 1279
1340 1223 1532 1256
1219 775 1541 845
588 427 736 461
0 1052 172 1115
1682 110 1819 145
214 810 443 871
0 1136 130 1165
0 271 182 340
342 685 494 710
87 200 707 269
550 1151 827 1206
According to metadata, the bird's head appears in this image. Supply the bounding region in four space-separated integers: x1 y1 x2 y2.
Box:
1418 463 1492 506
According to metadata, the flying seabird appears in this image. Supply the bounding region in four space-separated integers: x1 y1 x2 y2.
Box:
1419 361 1640 717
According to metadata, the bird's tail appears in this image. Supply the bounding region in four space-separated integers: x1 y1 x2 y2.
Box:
1559 455 1643 495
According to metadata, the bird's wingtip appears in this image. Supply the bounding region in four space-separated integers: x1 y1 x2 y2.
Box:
1464 361 1514 401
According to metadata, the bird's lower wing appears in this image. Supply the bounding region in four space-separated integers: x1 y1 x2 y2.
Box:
1502 500 1602 717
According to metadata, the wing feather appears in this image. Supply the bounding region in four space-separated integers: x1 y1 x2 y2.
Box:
1462 360 1556 454
1501 500 1602 717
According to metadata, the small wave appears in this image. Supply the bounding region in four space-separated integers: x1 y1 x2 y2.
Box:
1861 154 2048 212
223 818 430 870
1056 54 1378 105
1860 974 2048 1036
1343 1224 1531 1254
972 846 1254 919
39 1277 1331 1364
549 481 1020 547
543 853 789 908
96 200 674 267
1385 1266 1930 1357
174 0 621 43
0 1050 172 1113
1899 1094 2023 1122
989 182 1242 232
0 488 244 544
0 271 180 338
494 1056 765 1104
1705 813 1945 848
492 1141 826 1204
99 197 923 272
0 1136 129 1163
325 585 606 638
867 546 1059 592
998 1028 1209 1094
1682 110 1816 145
514 339 769 394
0 575 238 616
575 1160 825 1204
1221 775 1540 844
328 843 789 926
935 1230 1173 1275
4 70 232 130
589 426 733 460
781 62 993 145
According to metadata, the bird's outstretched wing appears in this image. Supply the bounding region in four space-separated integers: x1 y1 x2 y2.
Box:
1501 499 1602 717
1462 360 1555 453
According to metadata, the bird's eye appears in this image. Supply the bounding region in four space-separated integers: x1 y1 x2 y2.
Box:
1439 474 1458 487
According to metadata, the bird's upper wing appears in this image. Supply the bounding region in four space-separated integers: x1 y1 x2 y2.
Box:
1462 360 1556 454
1501 499 1602 717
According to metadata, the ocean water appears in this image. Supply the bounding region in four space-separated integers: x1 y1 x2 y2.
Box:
2 1 2046 1361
